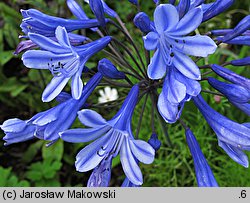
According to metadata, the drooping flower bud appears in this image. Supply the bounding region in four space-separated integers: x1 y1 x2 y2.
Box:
231 56 250 66
89 0 106 27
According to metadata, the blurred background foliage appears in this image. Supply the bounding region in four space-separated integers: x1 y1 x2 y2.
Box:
0 0 250 187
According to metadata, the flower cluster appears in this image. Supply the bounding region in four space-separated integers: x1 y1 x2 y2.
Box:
1 0 250 187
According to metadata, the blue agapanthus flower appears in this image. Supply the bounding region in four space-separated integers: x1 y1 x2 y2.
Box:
20 9 101 37
143 4 217 80
22 26 111 102
0 73 103 144
60 85 155 186
193 95 250 168
2 0 250 188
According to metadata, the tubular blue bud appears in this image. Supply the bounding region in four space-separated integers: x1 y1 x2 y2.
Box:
218 15 250 42
89 0 106 27
211 64 250 92
128 0 138 5
177 0 191 19
231 57 250 66
133 12 153 33
208 77 250 103
185 128 218 187
148 133 161 151
224 36 250 46
211 29 233 36
98 58 125 79
202 0 235 22
14 40 38 55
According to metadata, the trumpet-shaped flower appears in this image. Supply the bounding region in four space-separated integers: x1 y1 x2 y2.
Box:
20 9 101 37
0 73 103 144
143 4 217 80
185 128 218 187
193 94 250 167
60 85 155 186
22 26 111 102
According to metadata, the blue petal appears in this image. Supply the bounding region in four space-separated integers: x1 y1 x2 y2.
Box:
171 35 217 57
3 125 36 145
174 69 201 96
143 32 159 50
22 50 73 69
78 109 107 127
164 69 187 104
154 4 179 34
157 91 179 123
71 71 83 100
173 51 201 80
147 49 166 79
55 26 71 49
75 131 112 172
218 140 249 168
171 7 202 36
42 76 70 102
28 33 68 54
120 138 143 185
129 139 155 164
60 125 111 143
0 118 27 133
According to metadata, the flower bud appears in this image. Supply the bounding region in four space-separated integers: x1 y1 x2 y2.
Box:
134 12 153 33
98 58 125 79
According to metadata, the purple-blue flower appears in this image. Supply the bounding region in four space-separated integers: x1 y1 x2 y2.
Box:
143 4 217 80
22 26 111 102
89 0 106 27
0 73 103 144
185 128 218 187
60 85 155 186
157 66 201 123
133 12 154 34
193 94 250 167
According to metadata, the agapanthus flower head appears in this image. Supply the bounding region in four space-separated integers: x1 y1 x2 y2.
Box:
185 128 218 187
193 94 250 167
143 4 217 80
60 85 155 186
20 9 101 37
0 73 103 144
22 26 111 102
